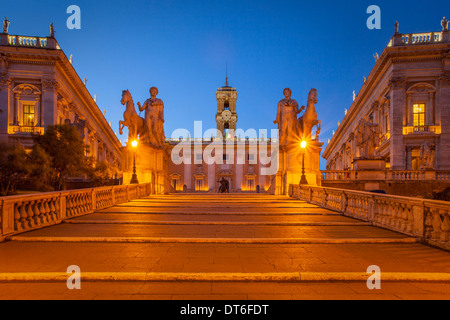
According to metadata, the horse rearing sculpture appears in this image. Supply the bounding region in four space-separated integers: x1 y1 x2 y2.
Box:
297 88 321 140
119 89 146 142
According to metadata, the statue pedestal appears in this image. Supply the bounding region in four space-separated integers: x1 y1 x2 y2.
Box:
274 140 323 195
122 143 169 194
353 157 386 171
352 157 386 190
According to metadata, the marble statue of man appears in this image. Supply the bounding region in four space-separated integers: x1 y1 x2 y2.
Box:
50 23 55 38
420 141 434 169
274 88 302 146
442 17 449 31
3 17 10 34
357 117 379 158
138 87 165 148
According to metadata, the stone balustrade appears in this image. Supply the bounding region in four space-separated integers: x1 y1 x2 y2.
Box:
0 183 154 240
0 34 59 49
289 184 450 251
322 170 450 181
401 32 441 44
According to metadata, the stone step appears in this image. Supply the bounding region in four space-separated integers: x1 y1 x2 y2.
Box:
1 271 449 282
8 223 410 240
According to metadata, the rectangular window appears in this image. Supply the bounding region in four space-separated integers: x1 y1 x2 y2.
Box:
23 105 35 126
413 104 425 131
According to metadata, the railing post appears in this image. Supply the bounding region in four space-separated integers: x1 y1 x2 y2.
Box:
111 187 116 205
92 188 97 211
412 202 425 239
59 193 67 220
367 196 375 223
340 190 347 214
1 200 15 236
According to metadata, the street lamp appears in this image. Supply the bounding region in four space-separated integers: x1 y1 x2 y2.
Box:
130 140 139 184
300 140 308 185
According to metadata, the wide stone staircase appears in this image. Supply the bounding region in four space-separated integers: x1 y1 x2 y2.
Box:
0 194 449 300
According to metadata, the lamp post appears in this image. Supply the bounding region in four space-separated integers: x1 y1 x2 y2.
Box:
300 140 308 185
130 140 139 184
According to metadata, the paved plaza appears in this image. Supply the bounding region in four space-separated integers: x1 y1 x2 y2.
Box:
0 194 449 300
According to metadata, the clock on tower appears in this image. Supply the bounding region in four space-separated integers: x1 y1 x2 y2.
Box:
216 76 238 137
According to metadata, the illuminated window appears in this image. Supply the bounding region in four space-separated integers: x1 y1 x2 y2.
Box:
23 105 35 126
413 104 425 130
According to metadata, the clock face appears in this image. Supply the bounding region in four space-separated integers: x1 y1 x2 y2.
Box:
222 110 232 121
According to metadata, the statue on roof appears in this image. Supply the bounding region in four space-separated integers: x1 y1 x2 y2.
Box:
442 17 448 31
50 23 55 38
3 17 10 34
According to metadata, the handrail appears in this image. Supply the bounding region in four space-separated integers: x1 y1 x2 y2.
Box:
289 184 450 251
0 183 157 240
321 170 450 181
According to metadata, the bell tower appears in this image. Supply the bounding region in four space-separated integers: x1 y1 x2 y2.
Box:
216 76 238 137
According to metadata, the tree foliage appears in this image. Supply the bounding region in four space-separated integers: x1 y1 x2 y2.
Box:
0 143 29 196
0 125 118 195
33 124 88 190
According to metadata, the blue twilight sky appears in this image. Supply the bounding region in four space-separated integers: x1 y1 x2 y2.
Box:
2 0 448 168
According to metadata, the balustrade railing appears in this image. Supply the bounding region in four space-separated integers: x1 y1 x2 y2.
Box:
289 185 450 251
1 34 59 49
401 32 441 45
322 170 450 181
0 183 155 240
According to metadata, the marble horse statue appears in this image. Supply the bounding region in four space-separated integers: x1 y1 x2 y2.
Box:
119 89 146 142
297 88 321 140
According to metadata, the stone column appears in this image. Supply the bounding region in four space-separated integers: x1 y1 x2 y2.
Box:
428 91 435 125
14 93 20 125
389 77 406 170
235 145 244 191
41 79 57 127
406 93 413 126
437 75 450 169
0 73 11 135
406 147 413 170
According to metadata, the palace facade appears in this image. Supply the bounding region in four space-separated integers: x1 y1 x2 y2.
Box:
166 80 278 193
0 26 122 169
322 21 450 197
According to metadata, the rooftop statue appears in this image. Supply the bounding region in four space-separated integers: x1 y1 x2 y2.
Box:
442 17 448 31
3 17 10 34
50 23 55 38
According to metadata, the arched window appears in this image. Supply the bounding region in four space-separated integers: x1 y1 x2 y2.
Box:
12 84 41 127
224 101 229 110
